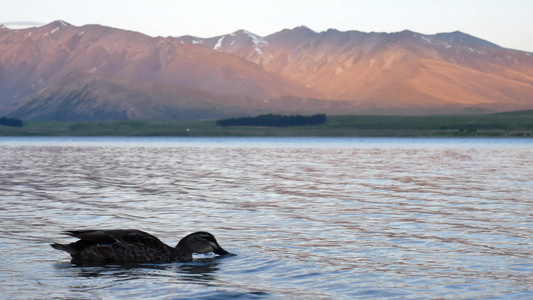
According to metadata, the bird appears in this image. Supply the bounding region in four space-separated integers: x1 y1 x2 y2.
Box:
51 229 229 263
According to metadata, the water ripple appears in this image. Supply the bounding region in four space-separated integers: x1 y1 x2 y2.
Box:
1 137 532 299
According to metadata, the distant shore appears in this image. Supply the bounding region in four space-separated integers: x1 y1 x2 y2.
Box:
1 113 532 137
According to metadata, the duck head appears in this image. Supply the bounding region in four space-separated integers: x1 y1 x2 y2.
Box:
176 231 229 256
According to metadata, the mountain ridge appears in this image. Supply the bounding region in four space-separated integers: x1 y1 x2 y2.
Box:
2 21 533 121
181 25 533 112
0 21 321 116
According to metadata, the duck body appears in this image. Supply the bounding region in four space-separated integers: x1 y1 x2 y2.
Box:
51 230 229 264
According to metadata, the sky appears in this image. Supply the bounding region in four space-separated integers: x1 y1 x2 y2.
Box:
1 0 532 52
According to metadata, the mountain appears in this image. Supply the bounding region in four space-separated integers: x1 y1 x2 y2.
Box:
182 27 533 113
9 71 359 121
8 71 249 121
0 21 320 117
2 21 533 121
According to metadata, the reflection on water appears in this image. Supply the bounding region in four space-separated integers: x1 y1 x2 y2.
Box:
49 259 240 299
1 137 532 299
56 259 223 285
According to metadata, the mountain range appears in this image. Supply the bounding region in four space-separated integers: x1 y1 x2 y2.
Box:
1 20 533 121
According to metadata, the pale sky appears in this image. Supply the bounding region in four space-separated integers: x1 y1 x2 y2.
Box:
1 0 532 52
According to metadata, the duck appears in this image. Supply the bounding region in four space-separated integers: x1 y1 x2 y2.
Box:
51 229 229 263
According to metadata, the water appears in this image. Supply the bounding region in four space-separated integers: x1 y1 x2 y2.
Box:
1 137 532 299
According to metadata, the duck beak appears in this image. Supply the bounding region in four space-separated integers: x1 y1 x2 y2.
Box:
214 246 229 256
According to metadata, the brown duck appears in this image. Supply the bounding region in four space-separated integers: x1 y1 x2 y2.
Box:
51 229 229 263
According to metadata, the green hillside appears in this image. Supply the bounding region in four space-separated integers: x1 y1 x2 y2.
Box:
1 111 532 137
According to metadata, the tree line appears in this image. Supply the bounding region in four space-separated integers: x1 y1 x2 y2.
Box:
216 113 326 127
0 117 23 127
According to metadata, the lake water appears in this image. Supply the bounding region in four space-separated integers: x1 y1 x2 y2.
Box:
1 137 532 299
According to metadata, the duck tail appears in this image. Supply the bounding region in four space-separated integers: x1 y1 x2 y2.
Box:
50 243 77 254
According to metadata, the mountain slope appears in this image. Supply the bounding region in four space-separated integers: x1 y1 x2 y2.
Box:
9 71 362 121
183 27 533 113
8 71 247 121
0 21 321 115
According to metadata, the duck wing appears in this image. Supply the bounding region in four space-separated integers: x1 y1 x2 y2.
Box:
52 229 175 263
64 229 167 249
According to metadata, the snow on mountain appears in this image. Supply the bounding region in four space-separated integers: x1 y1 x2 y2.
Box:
214 36 224 50
179 29 268 55
242 30 268 54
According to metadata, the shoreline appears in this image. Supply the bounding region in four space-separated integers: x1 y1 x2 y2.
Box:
1 114 532 137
